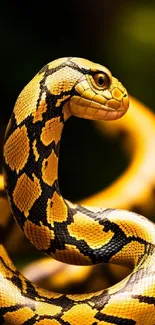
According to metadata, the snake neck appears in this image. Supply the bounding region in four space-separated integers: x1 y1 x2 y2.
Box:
3 101 67 217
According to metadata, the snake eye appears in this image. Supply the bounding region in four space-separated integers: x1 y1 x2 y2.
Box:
93 73 108 88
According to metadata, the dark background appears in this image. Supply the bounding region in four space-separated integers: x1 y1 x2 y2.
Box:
1 0 155 201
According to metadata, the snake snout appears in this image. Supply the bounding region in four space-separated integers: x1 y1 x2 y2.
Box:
107 90 129 112
102 91 129 121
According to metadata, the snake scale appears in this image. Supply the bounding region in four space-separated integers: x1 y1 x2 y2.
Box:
1 57 155 324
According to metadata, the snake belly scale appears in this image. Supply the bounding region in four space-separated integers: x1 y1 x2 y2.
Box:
1 57 155 324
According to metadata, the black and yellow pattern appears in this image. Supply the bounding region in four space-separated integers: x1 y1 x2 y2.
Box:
1 57 155 324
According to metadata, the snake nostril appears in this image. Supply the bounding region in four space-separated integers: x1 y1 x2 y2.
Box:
122 93 129 110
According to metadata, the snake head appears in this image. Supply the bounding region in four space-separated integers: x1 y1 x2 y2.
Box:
67 58 129 121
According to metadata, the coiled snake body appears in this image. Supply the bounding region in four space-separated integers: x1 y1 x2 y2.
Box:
1 57 155 324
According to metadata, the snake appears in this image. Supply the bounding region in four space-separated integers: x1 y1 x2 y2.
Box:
2 97 155 255
1 57 155 324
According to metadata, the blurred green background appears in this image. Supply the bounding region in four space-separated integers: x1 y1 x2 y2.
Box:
1 0 155 201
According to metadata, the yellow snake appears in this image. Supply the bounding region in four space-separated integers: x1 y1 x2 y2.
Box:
1 57 155 324
2 97 155 255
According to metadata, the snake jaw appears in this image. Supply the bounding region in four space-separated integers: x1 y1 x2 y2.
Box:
69 92 129 121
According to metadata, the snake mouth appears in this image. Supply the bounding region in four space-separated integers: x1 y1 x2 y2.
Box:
69 95 129 121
